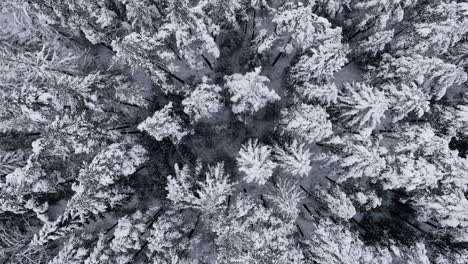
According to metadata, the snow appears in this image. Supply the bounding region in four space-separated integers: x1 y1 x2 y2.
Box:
1 0 467 263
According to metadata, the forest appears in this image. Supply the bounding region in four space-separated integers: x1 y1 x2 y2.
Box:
0 0 467 263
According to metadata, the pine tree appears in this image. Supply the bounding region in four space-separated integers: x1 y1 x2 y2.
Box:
394 2 468 56
322 136 387 183
409 187 468 229
381 155 441 192
48 234 89 264
111 32 172 87
0 149 27 176
444 39 468 69
196 0 246 29
434 249 468 264
384 123 468 190
237 139 277 185
0 116 115 219
393 242 431 264
212 195 304 264
271 2 343 52
166 163 233 215
288 43 348 84
335 82 388 136
26 0 120 45
344 0 417 37
316 0 350 19
138 102 191 143
116 0 161 32
273 139 312 177
75 212 146 264
383 83 430 123
3 0 468 262
0 214 51 263
294 82 338 105
304 218 367 263
455 105 468 129
32 143 147 245
182 77 223 122
0 1 58 52
0 44 107 131
350 191 381 211
356 30 394 56
224 67 280 116
109 211 146 264
312 184 356 220
146 211 192 263
370 54 467 100
165 164 193 207
156 0 220 69
280 104 333 144
266 178 304 220
271 2 348 106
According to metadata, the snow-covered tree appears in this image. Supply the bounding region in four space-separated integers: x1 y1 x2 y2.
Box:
146 211 192 263
83 234 109 264
108 211 146 264
117 0 162 32
393 242 431 264
383 123 468 190
74 211 146 264
370 54 467 100
0 214 51 264
356 30 394 56
165 164 193 207
280 104 333 144
294 82 338 105
212 195 304 264
312 184 356 220
115 0 222 72
196 0 246 29
273 140 312 177
316 0 351 19
344 0 417 37
455 105 468 129
182 77 223 121
394 2 468 56
268 2 348 106
435 249 468 264
266 178 304 220
0 116 115 218
271 2 344 52
48 235 89 264
27 0 120 45
335 82 388 136
304 218 368 263
0 149 27 176
289 44 348 84
445 39 468 69
32 143 148 245
138 102 191 143
350 191 381 211
332 138 387 183
410 187 468 229
237 139 277 185
111 32 172 87
381 155 441 192
383 83 431 122
0 44 108 132
224 67 280 116
155 0 220 69
166 163 233 215
0 1 56 48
